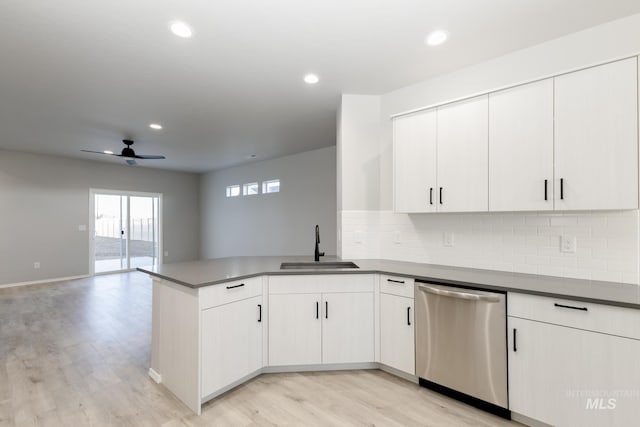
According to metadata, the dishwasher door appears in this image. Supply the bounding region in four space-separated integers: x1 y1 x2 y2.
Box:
415 282 508 411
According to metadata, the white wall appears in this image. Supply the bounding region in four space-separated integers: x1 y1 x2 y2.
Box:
339 13 640 284
200 146 336 259
0 149 200 286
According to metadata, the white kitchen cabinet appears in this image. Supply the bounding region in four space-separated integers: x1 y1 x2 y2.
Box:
436 95 489 212
508 293 640 426
322 292 374 364
380 293 414 375
268 293 322 366
268 275 375 366
393 109 437 213
201 295 263 398
489 79 554 211
554 57 638 210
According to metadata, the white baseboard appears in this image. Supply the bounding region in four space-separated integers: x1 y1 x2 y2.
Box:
511 412 551 427
378 364 419 383
262 362 378 374
148 368 162 384
0 274 89 289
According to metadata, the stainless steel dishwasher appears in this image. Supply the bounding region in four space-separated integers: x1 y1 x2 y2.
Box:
415 282 509 418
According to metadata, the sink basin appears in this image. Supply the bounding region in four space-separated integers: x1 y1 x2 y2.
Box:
280 261 359 270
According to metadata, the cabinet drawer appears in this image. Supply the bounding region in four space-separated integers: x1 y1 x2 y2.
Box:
508 292 640 340
379 275 414 298
269 274 374 294
200 276 263 309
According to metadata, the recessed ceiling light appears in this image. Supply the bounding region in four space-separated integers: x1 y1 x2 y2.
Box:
103 150 114 155
425 30 448 46
304 74 319 84
170 21 193 38
149 123 163 130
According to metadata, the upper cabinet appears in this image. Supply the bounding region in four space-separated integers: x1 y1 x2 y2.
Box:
394 109 437 213
393 57 639 213
437 95 489 213
554 58 638 210
393 96 489 213
489 79 554 211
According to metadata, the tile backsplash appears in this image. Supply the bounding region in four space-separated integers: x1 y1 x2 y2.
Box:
340 210 639 284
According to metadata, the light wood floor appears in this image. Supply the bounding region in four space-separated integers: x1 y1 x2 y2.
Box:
0 272 522 426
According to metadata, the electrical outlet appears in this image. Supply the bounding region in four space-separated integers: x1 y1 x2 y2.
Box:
560 235 576 253
354 231 364 244
393 231 401 244
78 224 87 231
164 251 169 257
33 262 40 269
443 232 454 247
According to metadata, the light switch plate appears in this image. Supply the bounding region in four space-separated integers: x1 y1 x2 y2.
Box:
354 231 364 244
164 251 169 257
33 262 40 269
560 235 576 253
78 224 87 231
443 232 454 247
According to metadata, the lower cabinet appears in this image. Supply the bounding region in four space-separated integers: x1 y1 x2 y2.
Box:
268 293 322 366
380 293 414 375
508 294 640 426
201 295 263 398
268 275 375 366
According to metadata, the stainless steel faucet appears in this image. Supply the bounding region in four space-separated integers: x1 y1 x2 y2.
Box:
314 224 325 262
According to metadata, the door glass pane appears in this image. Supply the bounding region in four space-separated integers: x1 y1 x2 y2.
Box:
94 194 127 273
129 196 159 269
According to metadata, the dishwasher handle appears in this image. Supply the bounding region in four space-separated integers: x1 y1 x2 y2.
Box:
417 284 501 303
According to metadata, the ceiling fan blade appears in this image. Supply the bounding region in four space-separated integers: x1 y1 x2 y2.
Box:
81 149 117 156
126 159 137 166
134 154 166 159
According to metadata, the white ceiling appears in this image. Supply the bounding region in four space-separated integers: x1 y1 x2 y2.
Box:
1 1 640 173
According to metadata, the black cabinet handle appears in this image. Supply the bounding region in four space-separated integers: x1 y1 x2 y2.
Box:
407 307 411 326
513 328 517 352
387 279 405 284
554 303 587 312
226 283 245 289
325 301 328 319
258 304 262 322
544 179 548 201
429 187 433 205
560 178 564 200
316 302 319 319
439 187 443 204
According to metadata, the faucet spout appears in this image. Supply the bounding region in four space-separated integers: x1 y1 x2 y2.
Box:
314 225 325 262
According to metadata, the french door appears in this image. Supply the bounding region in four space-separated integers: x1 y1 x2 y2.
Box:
91 190 161 274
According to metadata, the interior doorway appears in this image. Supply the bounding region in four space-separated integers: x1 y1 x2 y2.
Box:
90 189 161 274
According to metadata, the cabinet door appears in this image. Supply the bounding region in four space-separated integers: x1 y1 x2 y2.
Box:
393 109 437 213
508 317 640 426
489 79 554 211
437 95 489 212
380 293 414 375
201 295 262 397
555 58 638 210
322 292 374 364
268 293 322 366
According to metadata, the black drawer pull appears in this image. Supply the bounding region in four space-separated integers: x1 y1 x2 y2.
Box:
554 303 587 312
429 187 433 205
560 178 564 200
226 283 245 289
387 279 405 284
544 179 548 201
513 328 517 352
325 301 328 319
316 301 319 319
258 304 262 322
439 187 443 204
407 307 411 326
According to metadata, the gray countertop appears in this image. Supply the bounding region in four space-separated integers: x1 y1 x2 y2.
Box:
138 256 640 309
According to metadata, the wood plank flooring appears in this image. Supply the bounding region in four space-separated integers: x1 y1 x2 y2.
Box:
0 272 522 426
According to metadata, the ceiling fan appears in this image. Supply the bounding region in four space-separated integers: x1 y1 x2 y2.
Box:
81 139 166 166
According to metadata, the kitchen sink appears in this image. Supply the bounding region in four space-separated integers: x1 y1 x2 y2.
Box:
280 261 359 270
